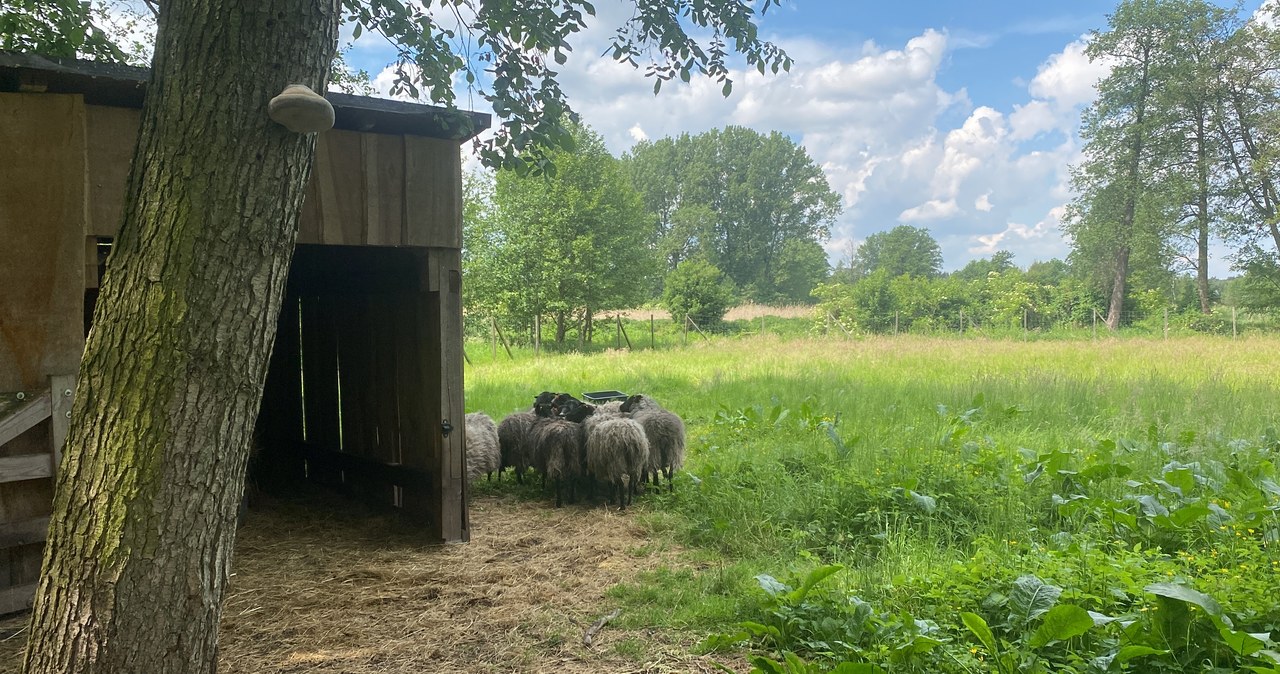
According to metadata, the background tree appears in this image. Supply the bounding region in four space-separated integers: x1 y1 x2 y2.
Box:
466 123 658 344
849 225 944 280
952 250 1017 282
9 1 792 672
626 126 841 303
1065 0 1229 329
1217 6 1280 301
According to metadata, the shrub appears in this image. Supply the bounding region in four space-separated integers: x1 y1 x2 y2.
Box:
663 258 737 327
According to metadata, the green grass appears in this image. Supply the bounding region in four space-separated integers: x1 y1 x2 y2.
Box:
465 335 1280 672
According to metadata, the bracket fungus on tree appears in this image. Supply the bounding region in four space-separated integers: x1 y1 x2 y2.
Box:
268 84 334 133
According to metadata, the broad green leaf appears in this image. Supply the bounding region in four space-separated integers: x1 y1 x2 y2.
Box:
1009 575 1062 624
1211 614 1270 656
790 564 844 603
831 663 881 674
1116 645 1168 663
1029 604 1093 648
747 655 786 674
1145 583 1225 618
961 612 999 655
755 574 789 597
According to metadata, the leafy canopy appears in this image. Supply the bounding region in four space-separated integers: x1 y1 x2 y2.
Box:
2 0 793 173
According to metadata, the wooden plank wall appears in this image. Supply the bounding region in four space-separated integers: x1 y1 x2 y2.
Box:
83 105 458 250
0 93 87 613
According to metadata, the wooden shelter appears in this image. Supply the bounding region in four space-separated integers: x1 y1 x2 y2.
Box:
0 53 488 614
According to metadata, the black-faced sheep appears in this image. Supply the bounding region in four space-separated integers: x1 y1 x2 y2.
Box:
464 412 501 482
620 394 686 492
586 416 650 510
497 411 537 483
532 413 588 507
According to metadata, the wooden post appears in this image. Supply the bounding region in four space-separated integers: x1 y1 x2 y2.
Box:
894 311 899 335
1163 307 1169 339
1023 308 1028 340
683 315 688 345
959 310 964 334
1092 309 1097 340
492 318 514 360
650 314 655 349
490 317 496 361
616 315 621 349
1233 307 1237 338
618 316 632 350
534 314 541 357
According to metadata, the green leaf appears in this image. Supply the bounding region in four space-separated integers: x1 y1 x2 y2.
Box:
748 655 786 674
1145 583 1225 618
1211 614 1269 656
1029 604 1093 648
961 612 999 655
788 564 844 603
1115 645 1168 663
755 574 790 597
1009 575 1062 624
831 663 881 674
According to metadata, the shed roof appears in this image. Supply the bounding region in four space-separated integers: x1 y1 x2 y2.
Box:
0 52 490 141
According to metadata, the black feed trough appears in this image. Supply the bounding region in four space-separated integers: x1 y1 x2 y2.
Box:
583 390 628 403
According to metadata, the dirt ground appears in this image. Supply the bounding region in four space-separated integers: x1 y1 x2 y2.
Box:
0 492 741 674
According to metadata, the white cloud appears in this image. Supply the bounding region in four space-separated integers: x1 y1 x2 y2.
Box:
628 124 649 142
900 199 960 222
968 206 1064 255
975 192 993 212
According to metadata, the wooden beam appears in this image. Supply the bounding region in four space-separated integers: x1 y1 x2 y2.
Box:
0 454 54 484
49 374 75 472
0 515 50 548
0 582 38 615
0 390 52 448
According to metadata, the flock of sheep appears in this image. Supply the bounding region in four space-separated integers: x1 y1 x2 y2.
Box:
463 393 686 510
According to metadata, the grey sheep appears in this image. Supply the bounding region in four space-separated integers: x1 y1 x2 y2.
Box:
464 412 501 482
586 416 650 510
531 416 587 507
620 394 686 492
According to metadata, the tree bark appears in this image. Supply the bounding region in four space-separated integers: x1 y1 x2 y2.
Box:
23 1 338 672
1105 246 1130 331
1195 112 1212 314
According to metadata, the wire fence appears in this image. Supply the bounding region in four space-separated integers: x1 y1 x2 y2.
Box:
464 308 1280 362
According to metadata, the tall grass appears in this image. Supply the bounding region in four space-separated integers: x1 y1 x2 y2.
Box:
465 335 1280 667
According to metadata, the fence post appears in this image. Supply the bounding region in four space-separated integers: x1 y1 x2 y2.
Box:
894 311 899 335
650 314 655 349
534 314 541 357
492 317 514 360
683 314 689 345
1163 308 1169 340
1023 308 1029 340
1092 309 1097 340
618 315 633 350
959 310 965 335
1232 307 1237 338
491 318 497 361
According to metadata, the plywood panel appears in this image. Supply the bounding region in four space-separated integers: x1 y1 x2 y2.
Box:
0 93 88 390
403 136 462 249
0 92 87 603
84 105 141 237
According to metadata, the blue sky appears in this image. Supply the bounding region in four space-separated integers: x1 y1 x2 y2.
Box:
343 0 1271 273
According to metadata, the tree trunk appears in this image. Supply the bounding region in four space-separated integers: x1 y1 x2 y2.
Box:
1106 246 1130 331
555 310 566 343
23 1 338 672
1195 113 1212 314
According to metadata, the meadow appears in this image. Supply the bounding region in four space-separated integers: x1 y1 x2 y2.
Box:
465 333 1280 673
